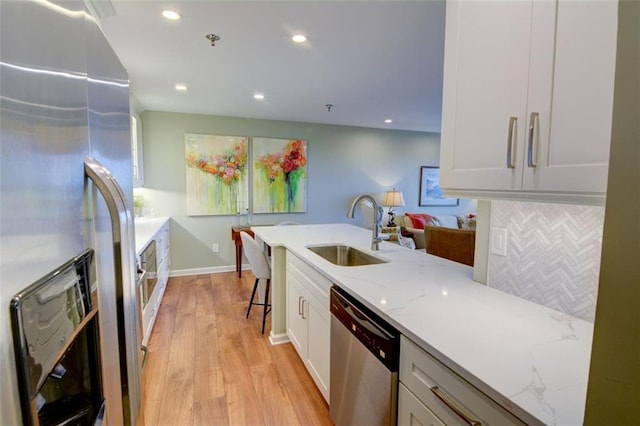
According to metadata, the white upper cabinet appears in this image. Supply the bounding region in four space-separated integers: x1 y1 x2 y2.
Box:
440 0 618 204
131 112 144 188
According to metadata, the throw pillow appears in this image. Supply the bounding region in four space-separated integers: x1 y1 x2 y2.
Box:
458 214 478 230
435 215 459 229
410 214 427 229
406 213 436 229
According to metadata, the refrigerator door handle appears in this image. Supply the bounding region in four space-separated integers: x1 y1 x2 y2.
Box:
85 156 141 425
84 157 131 241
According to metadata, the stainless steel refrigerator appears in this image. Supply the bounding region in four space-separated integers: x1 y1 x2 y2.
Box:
1 1 141 424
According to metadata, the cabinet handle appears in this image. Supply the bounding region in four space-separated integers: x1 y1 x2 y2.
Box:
527 112 539 168
506 116 517 169
430 386 481 426
141 345 149 371
301 299 308 320
298 296 303 316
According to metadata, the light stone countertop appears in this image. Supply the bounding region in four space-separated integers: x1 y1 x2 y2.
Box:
252 223 593 426
134 217 170 255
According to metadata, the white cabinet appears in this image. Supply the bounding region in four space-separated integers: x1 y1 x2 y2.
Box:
286 252 331 402
399 336 527 426
131 113 144 187
142 220 170 343
440 0 618 204
156 221 171 298
287 274 307 354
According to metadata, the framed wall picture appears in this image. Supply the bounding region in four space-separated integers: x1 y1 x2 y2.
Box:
184 133 249 216
253 138 307 213
419 166 459 207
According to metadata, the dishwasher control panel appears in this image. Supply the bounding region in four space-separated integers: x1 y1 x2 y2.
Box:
330 286 399 371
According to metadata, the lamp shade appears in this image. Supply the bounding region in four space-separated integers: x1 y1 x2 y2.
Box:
382 190 405 207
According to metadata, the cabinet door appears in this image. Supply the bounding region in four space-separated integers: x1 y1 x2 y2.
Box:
156 223 170 262
286 272 307 359
398 383 445 426
306 296 330 402
131 113 144 187
142 290 158 344
440 0 535 191
155 222 171 301
523 0 617 193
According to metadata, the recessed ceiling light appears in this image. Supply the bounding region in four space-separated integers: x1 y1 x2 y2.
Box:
162 10 181 20
175 83 187 91
384 119 393 124
254 93 265 100
292 34 307 43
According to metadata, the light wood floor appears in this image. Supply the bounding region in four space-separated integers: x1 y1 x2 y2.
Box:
138 271 334 426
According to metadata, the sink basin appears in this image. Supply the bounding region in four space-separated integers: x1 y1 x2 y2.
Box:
307 244 389 266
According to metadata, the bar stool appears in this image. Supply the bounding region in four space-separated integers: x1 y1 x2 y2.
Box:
240 231 271 334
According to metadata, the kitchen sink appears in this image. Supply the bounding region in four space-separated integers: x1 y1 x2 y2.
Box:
306 244 389 266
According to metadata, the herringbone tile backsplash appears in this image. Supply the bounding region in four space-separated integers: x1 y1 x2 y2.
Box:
488 200 605 323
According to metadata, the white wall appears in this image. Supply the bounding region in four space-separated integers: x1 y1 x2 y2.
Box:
136 111 474 271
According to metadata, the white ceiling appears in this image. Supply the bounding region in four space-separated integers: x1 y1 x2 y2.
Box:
98 1 446 133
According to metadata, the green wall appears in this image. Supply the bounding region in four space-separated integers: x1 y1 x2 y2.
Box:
136 111 476 272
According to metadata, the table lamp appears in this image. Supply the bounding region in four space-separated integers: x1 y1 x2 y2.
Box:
382 189 405 226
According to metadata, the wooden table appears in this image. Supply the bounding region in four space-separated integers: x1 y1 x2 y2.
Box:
231 226 254 278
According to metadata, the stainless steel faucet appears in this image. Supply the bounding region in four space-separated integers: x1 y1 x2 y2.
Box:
346 194 383 251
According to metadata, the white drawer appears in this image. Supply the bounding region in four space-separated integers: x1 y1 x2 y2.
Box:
400 336 525 425
287 252 331 305
398 383 445 426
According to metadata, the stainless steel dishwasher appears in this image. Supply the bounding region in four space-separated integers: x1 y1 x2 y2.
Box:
330 286 400 426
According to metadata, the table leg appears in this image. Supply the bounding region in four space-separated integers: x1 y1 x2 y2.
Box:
236 244 242 278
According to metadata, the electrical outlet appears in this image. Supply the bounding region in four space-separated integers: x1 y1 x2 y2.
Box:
490 227 508 257
211 243 219 253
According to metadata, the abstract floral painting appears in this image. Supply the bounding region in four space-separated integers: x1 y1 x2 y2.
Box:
185 133 248 215
253 138 307 213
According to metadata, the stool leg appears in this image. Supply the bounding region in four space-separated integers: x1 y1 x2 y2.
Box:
246 278 259 318
261 278 271 334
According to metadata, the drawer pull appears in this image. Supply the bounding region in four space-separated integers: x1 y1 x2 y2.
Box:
506 116 517 169
430 385 481 426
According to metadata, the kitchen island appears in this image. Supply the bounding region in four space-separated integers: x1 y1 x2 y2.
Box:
252 223 593 425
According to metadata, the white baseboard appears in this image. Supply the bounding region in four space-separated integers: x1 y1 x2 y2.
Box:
169 264 251 277
269 332 290 346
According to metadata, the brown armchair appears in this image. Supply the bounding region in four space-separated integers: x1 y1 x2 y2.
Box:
425 225 476 266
